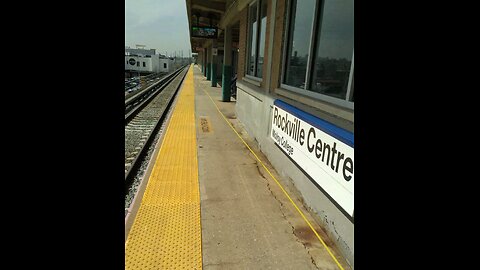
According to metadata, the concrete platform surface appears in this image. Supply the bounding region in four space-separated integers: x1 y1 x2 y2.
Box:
194 65 351 270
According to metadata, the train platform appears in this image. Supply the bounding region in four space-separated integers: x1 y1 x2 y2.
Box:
125 64 352 270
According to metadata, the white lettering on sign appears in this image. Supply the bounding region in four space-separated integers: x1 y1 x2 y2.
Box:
271 104 354 218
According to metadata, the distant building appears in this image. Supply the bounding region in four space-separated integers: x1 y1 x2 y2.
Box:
125 54 173 73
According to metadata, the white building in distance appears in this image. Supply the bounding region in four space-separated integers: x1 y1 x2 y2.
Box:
125 46 173 74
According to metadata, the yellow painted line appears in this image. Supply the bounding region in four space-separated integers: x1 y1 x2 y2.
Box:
201 86 346 270
126 65 202 269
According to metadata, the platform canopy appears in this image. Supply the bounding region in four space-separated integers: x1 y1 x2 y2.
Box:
186 0 241 51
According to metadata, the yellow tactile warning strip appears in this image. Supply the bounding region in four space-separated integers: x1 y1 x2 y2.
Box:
125 65 202 270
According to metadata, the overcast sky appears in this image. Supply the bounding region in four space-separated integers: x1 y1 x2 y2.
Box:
125 0 191 57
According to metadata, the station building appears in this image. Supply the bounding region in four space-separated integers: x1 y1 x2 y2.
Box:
187 0 354 265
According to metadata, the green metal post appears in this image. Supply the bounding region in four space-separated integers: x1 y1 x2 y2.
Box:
222 65 232 101
211 62 217 87
206 63 211 80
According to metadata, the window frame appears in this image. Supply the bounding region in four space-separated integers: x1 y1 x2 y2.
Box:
245 0 266 81
280 0 354 110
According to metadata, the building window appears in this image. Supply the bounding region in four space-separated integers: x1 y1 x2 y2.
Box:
246 0 267 79
143 62 146 67
137 62 140 67
283 0 354 106
164 63 167 68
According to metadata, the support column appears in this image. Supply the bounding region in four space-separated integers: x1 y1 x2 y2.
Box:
206 46 211 80
222 25 233 101
210 41 217 86
203 47 207 77
200 51 204 73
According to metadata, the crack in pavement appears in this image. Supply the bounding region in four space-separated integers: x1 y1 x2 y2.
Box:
226 118 332 270
254 161 321 270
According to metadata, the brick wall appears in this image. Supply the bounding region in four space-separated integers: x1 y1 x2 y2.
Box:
237 7 248 81
260 0 272 89
270 0 287 90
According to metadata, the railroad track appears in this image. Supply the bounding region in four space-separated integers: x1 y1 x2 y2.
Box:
125 68 186 120
125 65 189 195
124 72 167 95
